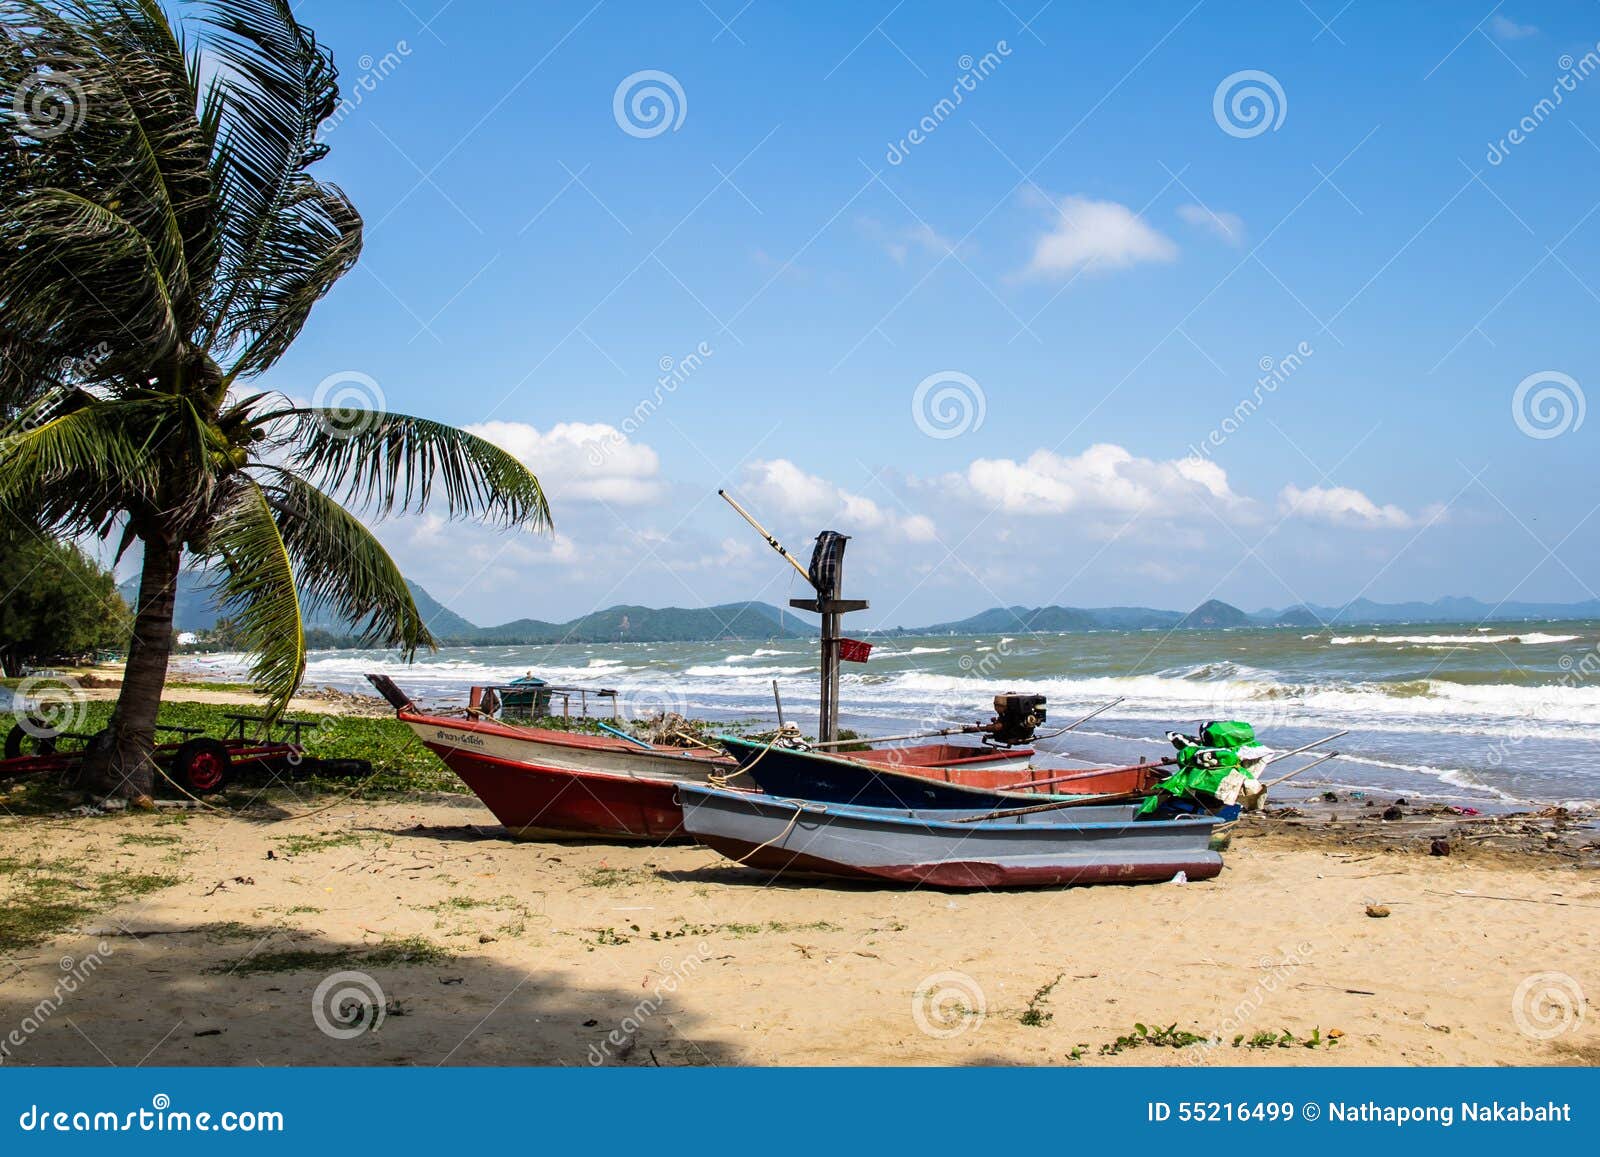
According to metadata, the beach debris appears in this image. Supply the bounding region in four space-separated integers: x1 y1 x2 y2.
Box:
478 933 497 944
1170 870 1188 885
438 976 464 985
1322 791 1339 802
1365 904 1390 918
1429 839 1450 857
1381 805 1404 821
265 850 276 860
193 1028 223 1038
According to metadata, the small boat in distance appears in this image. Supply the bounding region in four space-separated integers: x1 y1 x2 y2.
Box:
677 782 1223 888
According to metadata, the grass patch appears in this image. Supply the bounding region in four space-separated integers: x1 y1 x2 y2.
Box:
118 832 183 847
0 857 182 954
221 934 451 975
1020 973 1064 1028
274 830 383 857
578 866 649 890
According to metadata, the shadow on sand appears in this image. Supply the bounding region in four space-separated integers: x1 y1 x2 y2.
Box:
0 919 743 1067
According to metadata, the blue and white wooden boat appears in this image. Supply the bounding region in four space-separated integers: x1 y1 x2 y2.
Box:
716 735 1160 810
677 782 1223 889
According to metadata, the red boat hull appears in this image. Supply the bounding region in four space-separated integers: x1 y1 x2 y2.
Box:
403 710 1158 842
423 742 693 841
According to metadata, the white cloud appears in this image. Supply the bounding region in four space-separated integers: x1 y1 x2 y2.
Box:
1278 484 1414 529
859 217 960 264
954 443 1250 520
1019 193 1177 278
1489 14 1537 40
1177 203 1245 246
743 459 938 542
465 420 663 506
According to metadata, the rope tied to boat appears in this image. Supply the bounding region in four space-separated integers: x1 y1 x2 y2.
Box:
706 728 795 788
728 797 821 864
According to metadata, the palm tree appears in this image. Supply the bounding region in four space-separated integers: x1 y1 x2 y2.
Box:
0 1 550 800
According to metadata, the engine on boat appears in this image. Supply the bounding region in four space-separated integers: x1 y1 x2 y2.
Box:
981 692 1048 746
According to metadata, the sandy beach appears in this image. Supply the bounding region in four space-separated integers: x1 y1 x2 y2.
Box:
3 755 1597 1067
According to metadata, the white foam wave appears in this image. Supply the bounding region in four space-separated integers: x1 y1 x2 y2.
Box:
684 664 812 678
1330 632 1580 646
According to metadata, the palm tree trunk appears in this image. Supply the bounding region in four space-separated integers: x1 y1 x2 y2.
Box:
83 539 181 803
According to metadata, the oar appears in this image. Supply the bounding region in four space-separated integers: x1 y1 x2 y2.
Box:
1007 756 1176 794
597 720 655 750
1263 750 1339 788
948 788 1143 823
1259 730 1348 766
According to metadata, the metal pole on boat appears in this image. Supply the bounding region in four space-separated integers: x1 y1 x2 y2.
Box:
772 680 785 730
1055 696 1126 734
718 490 813 585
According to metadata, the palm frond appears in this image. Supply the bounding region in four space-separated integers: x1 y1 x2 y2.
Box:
0 0 213 392
196 0 343 361
0 396 158 534
194 476 303 712
276 409 553 530
258 469 432 654
219 174 361 379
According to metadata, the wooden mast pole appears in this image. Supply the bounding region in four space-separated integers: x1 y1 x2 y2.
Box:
718 491 867 746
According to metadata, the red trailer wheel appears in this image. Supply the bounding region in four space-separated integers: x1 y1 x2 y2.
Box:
4 719 60 759
174 738 231 793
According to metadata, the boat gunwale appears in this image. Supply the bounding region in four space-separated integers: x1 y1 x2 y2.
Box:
677 781 1220 834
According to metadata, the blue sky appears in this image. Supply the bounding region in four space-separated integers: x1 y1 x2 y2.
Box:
255 0 1599 628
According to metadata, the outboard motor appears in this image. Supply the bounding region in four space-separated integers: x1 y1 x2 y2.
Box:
983 692 1048 745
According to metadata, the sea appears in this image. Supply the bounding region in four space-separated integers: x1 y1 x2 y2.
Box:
179 620 1600 807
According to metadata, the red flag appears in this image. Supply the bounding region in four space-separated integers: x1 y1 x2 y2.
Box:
838 638 873 663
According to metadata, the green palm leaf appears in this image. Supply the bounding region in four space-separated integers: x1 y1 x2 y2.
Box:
260 470 432 654
196 477 303 711
278 409 553 530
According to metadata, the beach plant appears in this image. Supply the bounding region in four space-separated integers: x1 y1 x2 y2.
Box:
0 1 550 800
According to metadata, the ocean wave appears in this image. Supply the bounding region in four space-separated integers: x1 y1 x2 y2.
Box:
1330 632 1581 646
683 664 813 678
723 648 799 662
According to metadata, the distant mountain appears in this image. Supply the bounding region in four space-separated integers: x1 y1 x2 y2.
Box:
467 603 809 644
916 601 1238 635
1178 599 1252 629
143 568 1600 647
119 570 220 632
407 580 479 639
1249 596 1600 627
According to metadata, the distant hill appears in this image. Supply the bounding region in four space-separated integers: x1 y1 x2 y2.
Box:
467 603 809 644
1249 596 1600 626
142 569 1600 647
917 602 1218 635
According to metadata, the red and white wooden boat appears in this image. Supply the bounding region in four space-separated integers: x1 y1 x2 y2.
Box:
367 675 1043 841
394 708 1046 841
